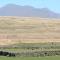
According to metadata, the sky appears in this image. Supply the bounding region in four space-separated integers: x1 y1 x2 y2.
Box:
0 0 60 13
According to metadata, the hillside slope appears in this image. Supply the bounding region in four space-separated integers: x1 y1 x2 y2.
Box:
0 17 60 45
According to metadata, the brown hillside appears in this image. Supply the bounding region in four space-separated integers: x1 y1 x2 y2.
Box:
0 17 60 45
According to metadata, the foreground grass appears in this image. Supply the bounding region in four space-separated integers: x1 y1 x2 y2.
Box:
0 56 60 60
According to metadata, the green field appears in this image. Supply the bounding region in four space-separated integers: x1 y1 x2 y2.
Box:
1 43 60 51
0 56 60 60
0 42 60 53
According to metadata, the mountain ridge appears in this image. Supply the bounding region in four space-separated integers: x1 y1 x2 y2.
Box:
0 4 60 18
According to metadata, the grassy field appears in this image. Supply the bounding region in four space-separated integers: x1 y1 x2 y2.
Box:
0 43 60 53
0 56 60 60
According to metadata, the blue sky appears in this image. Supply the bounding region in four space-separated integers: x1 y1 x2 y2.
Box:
0 0 60 13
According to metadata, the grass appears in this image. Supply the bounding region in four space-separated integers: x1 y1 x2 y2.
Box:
0 56 60 60
0 43 60 53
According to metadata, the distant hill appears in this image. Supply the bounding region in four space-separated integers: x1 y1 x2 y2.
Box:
0 4 60 18
0 17 60 45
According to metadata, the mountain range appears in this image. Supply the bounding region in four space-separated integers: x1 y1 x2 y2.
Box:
0 4 60 18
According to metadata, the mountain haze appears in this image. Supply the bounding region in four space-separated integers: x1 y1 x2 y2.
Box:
0 4 60 18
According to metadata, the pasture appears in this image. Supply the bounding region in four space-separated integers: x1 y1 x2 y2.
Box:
0 56 60 60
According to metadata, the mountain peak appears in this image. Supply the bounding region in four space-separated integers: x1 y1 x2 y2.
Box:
23 5 34 8
5 4 19 6
3 4 21 8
